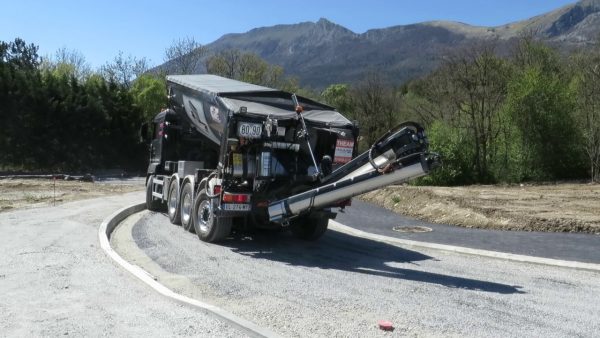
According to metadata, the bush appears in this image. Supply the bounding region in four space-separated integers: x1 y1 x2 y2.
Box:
416 121 475 186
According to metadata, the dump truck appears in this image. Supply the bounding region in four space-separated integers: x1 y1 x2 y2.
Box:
144 74 439 242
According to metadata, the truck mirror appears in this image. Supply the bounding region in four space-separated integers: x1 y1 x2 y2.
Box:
140 122 150 143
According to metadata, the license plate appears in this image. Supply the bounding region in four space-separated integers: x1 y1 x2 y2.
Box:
238 122 262 139
222 203 251 211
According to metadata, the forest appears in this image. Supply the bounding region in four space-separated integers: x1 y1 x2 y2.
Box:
0 38 163 173
1 36 599 184
321 37 600 185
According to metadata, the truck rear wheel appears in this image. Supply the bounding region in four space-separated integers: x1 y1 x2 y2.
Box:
167 180 181 225
192 188 232 243
290 214 329 241
180 182 195 232
146 176 163 211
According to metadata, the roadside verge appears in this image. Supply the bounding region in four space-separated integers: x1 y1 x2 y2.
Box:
98 203 281 338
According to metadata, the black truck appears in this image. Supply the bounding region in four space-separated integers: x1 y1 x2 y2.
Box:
145 75 439 242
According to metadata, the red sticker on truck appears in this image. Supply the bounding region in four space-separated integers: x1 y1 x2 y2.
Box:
334 139 354 164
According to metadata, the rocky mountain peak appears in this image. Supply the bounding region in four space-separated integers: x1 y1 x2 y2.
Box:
156 2 600 89
547 0 600 36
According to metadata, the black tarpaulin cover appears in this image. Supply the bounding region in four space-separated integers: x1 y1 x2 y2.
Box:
167 74 276 94
167 74 353 127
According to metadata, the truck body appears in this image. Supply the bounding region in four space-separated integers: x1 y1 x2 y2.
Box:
145 75 438 242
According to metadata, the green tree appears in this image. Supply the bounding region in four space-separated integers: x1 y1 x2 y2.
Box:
404 43 511 183
444 45 511 182
205 49 238 78
0 38 42 168
164 37 207 74
417 121 475 185
1 38 149 172
39 47 92 80
404 66 456 127
100 51 149 88
1 38 39 69
205 49 285 88
130 74 166 122
320 84 355 117
571 50 600 182
505 40 584 180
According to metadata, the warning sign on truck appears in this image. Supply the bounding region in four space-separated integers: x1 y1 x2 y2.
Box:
334 139 354 164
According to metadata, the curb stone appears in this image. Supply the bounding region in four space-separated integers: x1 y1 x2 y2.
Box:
98 203 281 338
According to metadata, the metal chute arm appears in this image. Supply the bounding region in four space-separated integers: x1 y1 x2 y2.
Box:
269 153 439 222
320 122 428 184
268 122 440 223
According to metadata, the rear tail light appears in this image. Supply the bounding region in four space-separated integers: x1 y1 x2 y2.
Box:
213 185 222 195
222 193 250 203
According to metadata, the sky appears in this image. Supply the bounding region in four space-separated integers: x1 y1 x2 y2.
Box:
0 0 577 68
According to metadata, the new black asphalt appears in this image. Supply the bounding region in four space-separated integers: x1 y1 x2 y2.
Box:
336 200 600 264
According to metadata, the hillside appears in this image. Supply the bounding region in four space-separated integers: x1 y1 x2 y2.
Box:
157 0 600 89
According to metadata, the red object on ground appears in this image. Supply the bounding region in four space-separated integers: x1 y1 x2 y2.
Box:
378 320 394 331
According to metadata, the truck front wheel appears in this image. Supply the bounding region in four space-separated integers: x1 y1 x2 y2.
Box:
192 188 232 243
289 214 329 241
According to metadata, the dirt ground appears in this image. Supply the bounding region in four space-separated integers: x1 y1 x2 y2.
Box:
0 178 143 212
3 178 599 234
361 183 600 234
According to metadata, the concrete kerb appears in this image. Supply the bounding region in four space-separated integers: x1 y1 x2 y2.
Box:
98 203 282 338
329 220 600 273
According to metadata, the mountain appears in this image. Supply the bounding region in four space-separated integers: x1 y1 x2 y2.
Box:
157 0 600 89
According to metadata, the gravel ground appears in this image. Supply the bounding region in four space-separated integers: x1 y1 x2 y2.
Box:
0 192 246 337
116 212 600 337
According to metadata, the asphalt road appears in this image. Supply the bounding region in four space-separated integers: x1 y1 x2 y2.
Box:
117 211 600 337
337 200 600 263
0 193 246 337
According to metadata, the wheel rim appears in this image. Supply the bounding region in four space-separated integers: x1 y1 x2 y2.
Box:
168 185 177 217
196 199 213 234
181 193 192 225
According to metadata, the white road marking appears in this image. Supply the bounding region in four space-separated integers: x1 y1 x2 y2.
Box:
329 220 600 272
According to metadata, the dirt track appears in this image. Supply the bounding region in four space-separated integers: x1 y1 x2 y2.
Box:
3 179 599 234
0 179 143 212
361 183 600 234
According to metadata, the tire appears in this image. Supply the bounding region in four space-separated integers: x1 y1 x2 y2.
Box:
192 186 232 243
289 214 329 241
146 176 162 211
167 180 181 225
180 182 195 232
